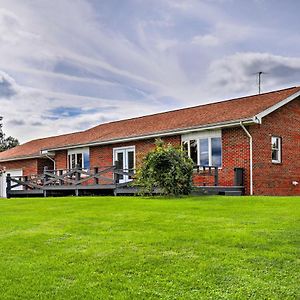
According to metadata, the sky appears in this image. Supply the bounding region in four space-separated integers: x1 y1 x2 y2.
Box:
0 0 299 143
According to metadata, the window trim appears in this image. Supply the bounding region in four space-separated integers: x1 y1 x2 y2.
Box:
67 147 90 169
112 146 136 169
271 136 282 164
182 131 222 167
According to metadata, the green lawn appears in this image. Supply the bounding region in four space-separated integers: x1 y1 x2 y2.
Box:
0 196 299 299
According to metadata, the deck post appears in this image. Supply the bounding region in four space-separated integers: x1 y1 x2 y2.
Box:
43 167 49 197
6 173 11 199
59 170 63 185
24 176 28 190
214 167 219 186
44 166 48 185
94 167 99 185
76 164 81 183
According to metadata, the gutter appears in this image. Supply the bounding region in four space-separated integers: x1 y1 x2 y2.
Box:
240 121 253 195
44 154 56 170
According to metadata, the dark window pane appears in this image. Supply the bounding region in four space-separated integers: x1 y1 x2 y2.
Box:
272 149 278 161
68 155 71 169
116 152 124 181
127 151 134 170
189 140 198 165
127 151 134 179
200 139 209 166
83 152 90 169
77 153 83 168
71 154 76 169
211 137 222 167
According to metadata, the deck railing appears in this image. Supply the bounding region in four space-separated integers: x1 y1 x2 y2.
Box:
6 165 220 197
6 165 135 197
193 165 219 186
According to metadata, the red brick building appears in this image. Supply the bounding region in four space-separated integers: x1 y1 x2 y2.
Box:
1 87 300 196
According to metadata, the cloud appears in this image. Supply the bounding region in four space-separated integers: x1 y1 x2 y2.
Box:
192 34 220 47
208 52 300 94
0 71 19 98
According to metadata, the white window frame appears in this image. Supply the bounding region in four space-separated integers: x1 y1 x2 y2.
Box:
182 130 222 167
67 147 90 169
113 146 135 183
271 136 282 164
113 146 136 169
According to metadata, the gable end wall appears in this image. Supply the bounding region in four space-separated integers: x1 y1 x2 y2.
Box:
250 97 300 195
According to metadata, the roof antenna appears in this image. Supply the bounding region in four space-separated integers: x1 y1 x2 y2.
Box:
257 71 266 94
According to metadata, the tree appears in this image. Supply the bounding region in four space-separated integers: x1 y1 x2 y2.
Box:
134 139 194 196
0 117 19 152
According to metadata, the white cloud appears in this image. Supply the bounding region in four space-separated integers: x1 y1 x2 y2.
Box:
192 34 220 47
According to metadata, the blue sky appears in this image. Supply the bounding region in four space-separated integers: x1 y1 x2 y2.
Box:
0 0 299 142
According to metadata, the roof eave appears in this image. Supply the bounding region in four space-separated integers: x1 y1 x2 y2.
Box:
43 118 255 152
0 154 43 163
254 89 300 123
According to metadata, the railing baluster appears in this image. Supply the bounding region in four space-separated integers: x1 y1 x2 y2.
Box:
6 173 11 199
94 167 99 185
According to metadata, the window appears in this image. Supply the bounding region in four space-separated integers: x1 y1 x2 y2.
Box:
272 136 281 163
113 146 135 183
68 148 90 169
182 132 222 167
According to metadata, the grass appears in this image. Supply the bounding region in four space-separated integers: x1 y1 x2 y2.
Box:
0 196 299 299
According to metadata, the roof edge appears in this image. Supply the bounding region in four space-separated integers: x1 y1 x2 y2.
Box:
254 89 300 122
44 118 255 152
0 154 43 163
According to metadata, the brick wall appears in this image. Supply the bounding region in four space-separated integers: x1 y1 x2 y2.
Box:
0 157 55 176
55 150 68 169
0 158 38 176
250 98 300 195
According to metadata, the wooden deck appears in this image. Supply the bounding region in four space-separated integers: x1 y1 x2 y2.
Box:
5 165 244 198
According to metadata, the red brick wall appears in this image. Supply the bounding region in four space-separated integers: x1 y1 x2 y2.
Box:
250 98 300 195
55 150 68 169
0 157 55 176
0 158 38 176
90 136 181 168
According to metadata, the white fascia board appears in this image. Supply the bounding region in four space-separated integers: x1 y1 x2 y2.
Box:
0 155 43 163
254 90 300 123
43 118 255 152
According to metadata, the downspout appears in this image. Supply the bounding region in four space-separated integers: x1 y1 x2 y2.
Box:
45 154 56 170
240 122 253 195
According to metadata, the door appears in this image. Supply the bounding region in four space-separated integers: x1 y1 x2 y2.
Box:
0 169 23 198
114 147 135 183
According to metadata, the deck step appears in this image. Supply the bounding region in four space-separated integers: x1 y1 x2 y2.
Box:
224 191 243 196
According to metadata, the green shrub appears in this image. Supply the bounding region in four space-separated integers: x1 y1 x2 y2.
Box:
134 139 194 196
